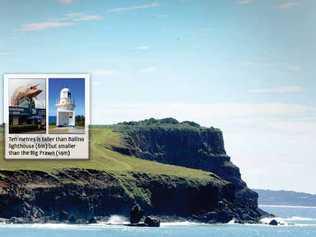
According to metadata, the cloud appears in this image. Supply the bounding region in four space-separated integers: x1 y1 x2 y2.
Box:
108 2 160 13
287 65 301 72
238 0 255 4
136 45 150 51
266 119 316 135
139 66 157 73
277 0 301 9
58 0 74 4
0 51 12 56
18 13 103 32
248 86 304 94
19 21 75 32
242 60 301 72
93 69 115 76
64 13 103 21
91 102 316 125
91 69 116 86
152 14 168 19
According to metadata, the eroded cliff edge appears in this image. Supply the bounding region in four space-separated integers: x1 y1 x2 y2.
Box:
0 169 264 224
112 118 263 219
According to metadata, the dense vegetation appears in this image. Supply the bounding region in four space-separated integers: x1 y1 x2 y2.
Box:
114 117 221 133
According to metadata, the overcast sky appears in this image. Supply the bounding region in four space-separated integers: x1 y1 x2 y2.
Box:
1 0 316 193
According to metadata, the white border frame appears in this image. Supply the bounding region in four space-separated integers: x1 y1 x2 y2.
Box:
3 73 90 160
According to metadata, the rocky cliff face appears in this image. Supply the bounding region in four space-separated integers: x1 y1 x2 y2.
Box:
113 118 258 211
0 169 264 224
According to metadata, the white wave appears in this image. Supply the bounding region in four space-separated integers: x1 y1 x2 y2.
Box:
227 219 237 224
0 223 84 230
161 221 204 227
1 215 316 229
284 216 316 221
105 215 129 225
30 223 81 229
260 204 316 209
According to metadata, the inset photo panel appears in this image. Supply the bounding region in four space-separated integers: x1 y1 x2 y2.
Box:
48 78 85 134
8 78 46 134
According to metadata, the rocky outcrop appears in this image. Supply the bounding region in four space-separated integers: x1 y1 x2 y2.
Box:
144 216 160 227
269 219 278 226
130 204 143 224
0 169 264 224
113 118 258 212
129 204 160 227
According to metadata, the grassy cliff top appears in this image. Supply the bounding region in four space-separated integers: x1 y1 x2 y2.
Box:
114 117 222 132
0 126 221 183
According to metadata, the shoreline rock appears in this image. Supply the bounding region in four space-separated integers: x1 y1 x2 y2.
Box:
269 219 279 226
144 216 160 227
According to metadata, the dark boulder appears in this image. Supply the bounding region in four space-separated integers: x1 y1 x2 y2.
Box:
130 204 143 224
68 215 77 224
88 217 97 224
269 219 278 226
144 216 160 227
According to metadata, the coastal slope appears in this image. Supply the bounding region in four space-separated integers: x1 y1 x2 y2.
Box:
0 119 265 223
255 189 316 207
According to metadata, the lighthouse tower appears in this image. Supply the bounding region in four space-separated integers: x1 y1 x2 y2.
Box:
56 88 75 127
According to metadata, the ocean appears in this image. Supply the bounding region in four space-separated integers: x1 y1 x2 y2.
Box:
1 205 316 237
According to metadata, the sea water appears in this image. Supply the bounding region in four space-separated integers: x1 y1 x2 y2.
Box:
1 206 316 237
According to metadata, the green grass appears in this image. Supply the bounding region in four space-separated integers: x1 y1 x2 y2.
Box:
0 126 219 183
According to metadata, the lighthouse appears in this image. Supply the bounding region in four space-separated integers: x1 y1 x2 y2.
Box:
56 88 75 127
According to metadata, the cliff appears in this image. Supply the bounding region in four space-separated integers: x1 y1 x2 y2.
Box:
113 118 256 206
0 119 266 224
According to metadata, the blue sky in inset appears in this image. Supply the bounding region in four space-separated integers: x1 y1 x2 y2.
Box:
0 0 316 193
49 78 85 117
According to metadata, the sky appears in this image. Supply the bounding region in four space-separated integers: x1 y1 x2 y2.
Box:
0 0 316 193
49 78 85 117
8 79 46 109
